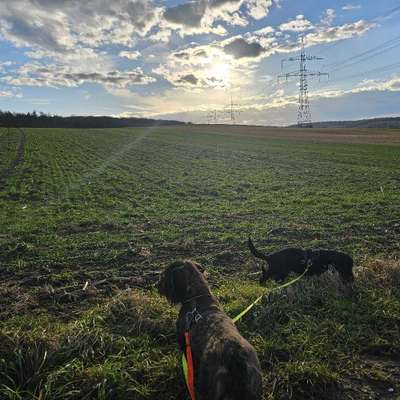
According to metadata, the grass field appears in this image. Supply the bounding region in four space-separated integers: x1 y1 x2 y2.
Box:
0 125 399 399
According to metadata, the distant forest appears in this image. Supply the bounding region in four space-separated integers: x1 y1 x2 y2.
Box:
293 117 400 129
0 110 186 129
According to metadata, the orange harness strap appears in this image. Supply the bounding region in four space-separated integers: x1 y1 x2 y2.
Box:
184 331 196 400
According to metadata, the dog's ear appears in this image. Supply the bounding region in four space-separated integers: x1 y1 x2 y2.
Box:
172 265 189 303
158 262 188 304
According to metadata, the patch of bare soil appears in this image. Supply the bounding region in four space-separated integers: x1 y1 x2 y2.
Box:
343 356 399 399
173 125 400 146
57 221 122 235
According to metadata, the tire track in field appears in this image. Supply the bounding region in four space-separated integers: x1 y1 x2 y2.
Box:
0 127 26 190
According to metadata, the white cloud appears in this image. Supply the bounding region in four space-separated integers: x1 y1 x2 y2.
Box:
0 0 161 54
253 26 275 36
305 20 375 45
119 51 141 60
321 9 336 26
0 61 14 72
148 28 172 43
0 87 22 98
279 15 314 32
161 0 277 36
246 0 273 20
2 63 156 89
342 5 361 11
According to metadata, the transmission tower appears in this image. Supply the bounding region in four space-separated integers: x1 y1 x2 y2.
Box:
225 93 241 123
278 39 329 127
206 109 217 124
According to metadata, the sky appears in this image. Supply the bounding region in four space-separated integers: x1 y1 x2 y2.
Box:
0 0 400 126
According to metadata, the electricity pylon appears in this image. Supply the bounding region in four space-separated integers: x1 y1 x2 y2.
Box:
278 38 329 127
225 93 241 123
206 109 217 124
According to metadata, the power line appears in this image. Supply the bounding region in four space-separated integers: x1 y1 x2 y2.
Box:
325 34 400 72
377 5 400 21
330 42 400 74
313 40 343 57
326 61 400 86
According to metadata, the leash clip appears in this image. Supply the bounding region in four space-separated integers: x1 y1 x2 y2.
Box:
185 307 202 331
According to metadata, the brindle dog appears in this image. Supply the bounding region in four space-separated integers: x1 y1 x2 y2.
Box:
248 237 354 284
158 260 263 400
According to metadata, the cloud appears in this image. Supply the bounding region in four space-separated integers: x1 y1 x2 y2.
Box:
162 0 231 36
209 0 242 8
279 15 314 32
0 0 161 55
153 38 258 91
353 75 400 93
304 20 375 45
0 87 22 98
223 37 265 59
164 1 208 27
342 5 361 11
141 74 400 125
153 62 229 90
119 51 141 60
2 63 156 89
153 13 376 93
177 74 199 85
148 28 172 43
0 61 14 72
161 0 276 36
321 9 336 25
246 0 273 20
252 26 275 36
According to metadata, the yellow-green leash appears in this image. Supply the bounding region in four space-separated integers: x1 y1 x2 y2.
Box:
182 266 310 389
232 266 309 323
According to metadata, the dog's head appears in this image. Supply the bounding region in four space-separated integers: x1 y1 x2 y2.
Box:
157 260 210 304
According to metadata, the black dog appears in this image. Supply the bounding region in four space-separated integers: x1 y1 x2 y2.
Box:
248 237 354 284
308 249 354 282
158 260 263 400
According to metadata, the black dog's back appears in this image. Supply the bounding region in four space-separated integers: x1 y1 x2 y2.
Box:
248 237 308 282
268 248 308 272
248 238 306 267
310 249 354 282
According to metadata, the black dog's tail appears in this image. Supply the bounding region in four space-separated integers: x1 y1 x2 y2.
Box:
248 237 269 261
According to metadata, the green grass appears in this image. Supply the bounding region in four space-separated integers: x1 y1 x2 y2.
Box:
0 126 399 399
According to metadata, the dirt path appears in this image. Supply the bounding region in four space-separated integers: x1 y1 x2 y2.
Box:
0 128 26 190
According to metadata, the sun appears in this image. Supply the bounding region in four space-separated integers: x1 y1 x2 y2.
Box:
209 61 231 82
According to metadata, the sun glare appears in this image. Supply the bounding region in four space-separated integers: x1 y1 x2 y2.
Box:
209 61 231 83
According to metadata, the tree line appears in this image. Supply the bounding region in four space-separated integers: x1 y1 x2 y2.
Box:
0 110 186 129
